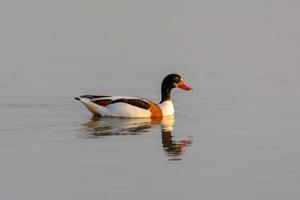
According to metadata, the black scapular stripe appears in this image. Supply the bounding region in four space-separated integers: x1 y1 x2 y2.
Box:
111 99 151 110
80 95 111 99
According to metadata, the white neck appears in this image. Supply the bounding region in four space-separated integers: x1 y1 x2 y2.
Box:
159 100 174 116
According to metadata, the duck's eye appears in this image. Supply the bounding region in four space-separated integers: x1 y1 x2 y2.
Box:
173 77 180 83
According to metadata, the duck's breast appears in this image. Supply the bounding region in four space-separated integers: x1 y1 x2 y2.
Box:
159 100 174 116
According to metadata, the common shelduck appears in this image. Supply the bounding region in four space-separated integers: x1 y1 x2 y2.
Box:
75 74 192 118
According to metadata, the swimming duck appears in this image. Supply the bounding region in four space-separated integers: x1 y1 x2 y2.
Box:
75 74 192 118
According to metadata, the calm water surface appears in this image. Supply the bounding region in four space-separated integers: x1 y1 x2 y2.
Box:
0 1 300 200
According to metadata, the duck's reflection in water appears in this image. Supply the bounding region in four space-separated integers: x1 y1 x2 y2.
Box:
79 117 192 160
160 119 192 160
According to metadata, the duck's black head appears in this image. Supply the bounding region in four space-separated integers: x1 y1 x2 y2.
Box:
160 74 192 103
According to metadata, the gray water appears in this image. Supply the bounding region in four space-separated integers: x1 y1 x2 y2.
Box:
1 1 300 199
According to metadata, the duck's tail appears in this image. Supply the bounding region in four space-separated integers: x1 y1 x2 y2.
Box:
75 97 102 117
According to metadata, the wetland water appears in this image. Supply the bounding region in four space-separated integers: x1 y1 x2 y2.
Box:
0 1 300 200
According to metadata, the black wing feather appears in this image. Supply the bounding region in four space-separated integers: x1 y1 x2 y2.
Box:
80 95 111 99
111 99 151 110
